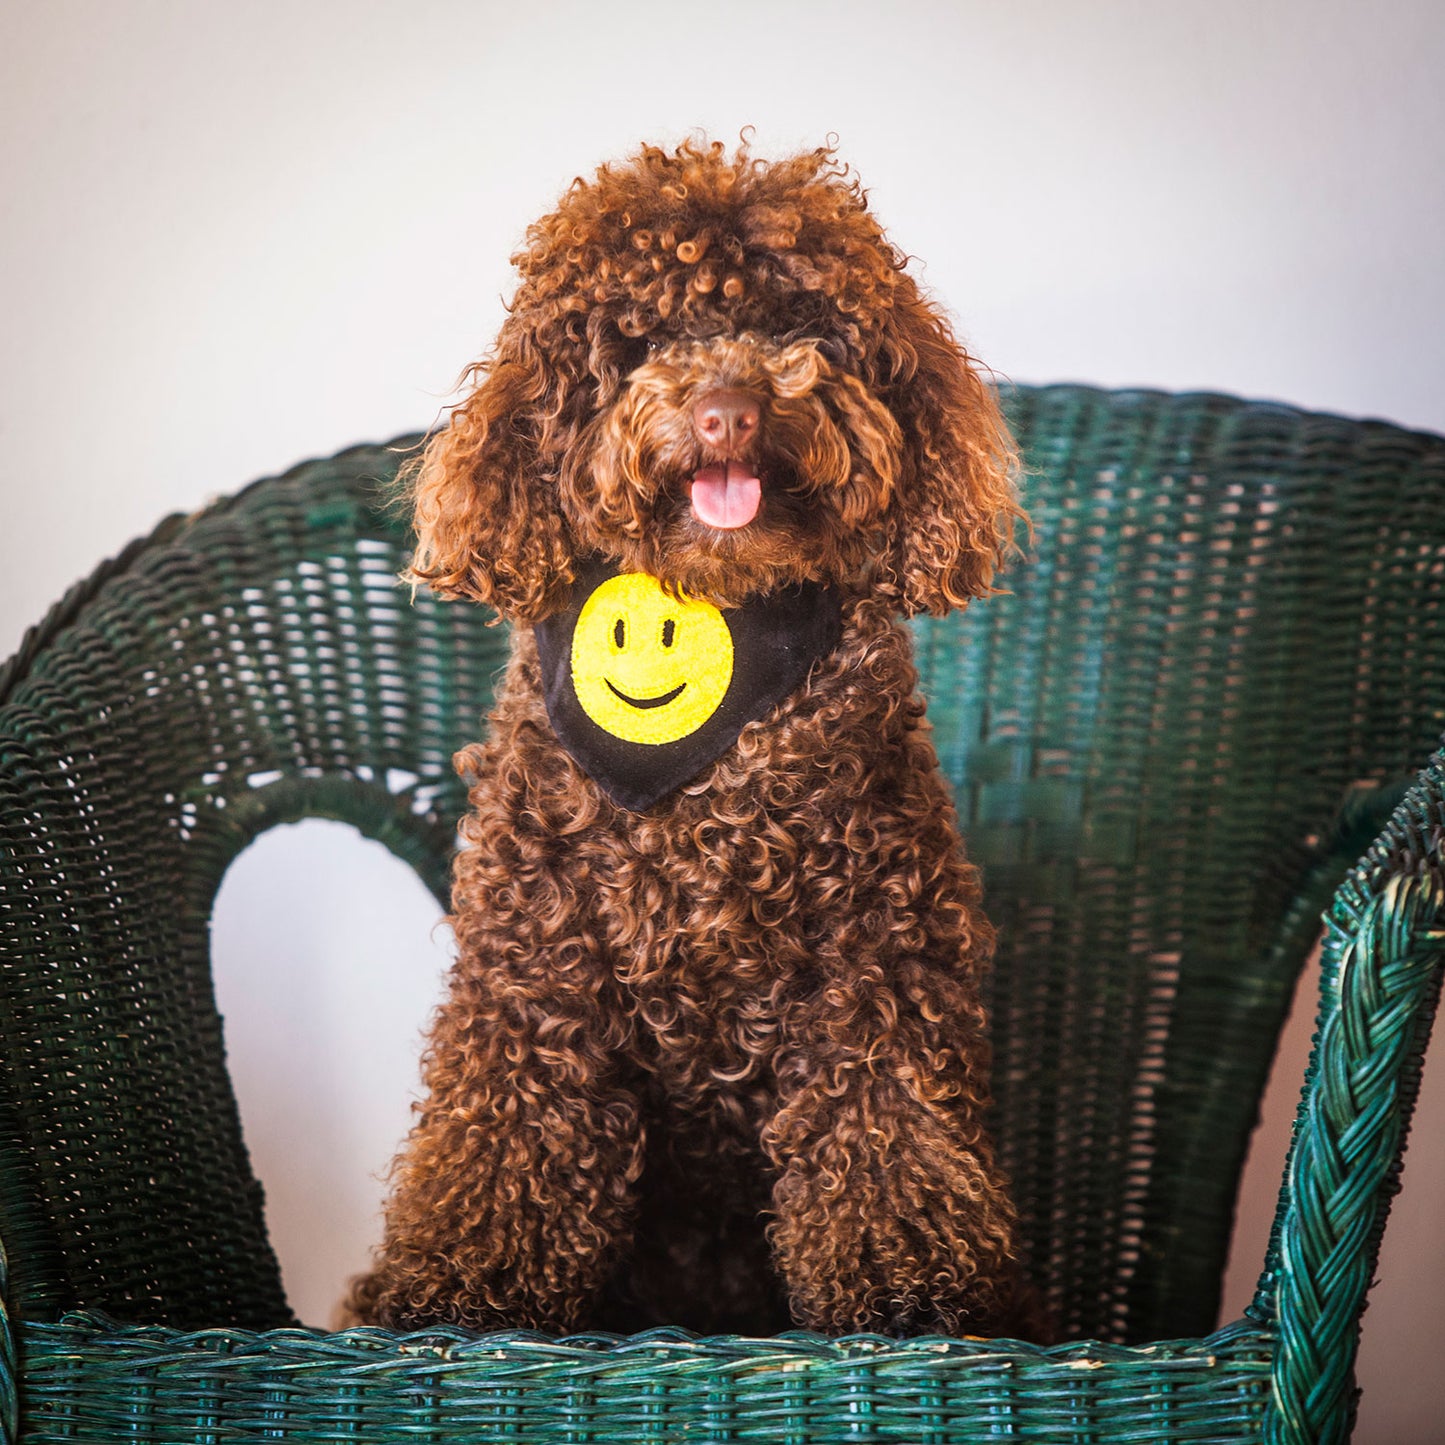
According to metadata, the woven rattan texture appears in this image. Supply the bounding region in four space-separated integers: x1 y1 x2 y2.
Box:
15 1315 1273 1444
919 387 1445 1344
2 385 1443 1444
0 440 509 1328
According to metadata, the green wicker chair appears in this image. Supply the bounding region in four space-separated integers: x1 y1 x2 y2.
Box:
1 384 1442 1443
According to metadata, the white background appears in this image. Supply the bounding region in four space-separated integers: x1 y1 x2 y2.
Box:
3 3 1443 1439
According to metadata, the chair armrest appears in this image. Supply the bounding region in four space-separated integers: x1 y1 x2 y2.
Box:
1268 841 1445 1444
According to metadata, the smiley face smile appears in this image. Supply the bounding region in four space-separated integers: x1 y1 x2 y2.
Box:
606 678 687 709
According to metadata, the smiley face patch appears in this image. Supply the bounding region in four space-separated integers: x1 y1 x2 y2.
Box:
571 573 733 745
533 558 842 811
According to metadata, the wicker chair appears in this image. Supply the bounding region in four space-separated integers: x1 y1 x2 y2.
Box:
1 384 1442 1443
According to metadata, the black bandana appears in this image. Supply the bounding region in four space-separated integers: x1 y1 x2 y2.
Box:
533 558 842 811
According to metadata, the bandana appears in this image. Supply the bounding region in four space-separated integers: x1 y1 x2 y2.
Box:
533 558 842 811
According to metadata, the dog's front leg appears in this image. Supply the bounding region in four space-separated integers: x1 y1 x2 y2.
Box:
348 896 643 1334
761 954 1022 1338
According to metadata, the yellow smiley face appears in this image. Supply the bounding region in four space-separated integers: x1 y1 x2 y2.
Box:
570 573 734 745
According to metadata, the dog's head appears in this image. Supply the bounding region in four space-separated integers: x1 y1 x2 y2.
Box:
408 139 1022 620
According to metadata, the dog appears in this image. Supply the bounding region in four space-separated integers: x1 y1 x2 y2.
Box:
348 138 1037 1339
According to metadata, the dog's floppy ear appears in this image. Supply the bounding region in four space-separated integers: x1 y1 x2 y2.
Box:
875 287 1024 617
406 326 575 622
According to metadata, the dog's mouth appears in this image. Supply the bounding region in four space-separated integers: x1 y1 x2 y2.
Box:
689 461 762 530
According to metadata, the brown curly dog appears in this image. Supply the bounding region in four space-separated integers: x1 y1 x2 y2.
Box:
349 138 1040 1340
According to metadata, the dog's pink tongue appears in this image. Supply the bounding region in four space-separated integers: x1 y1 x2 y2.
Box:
690 464 762 529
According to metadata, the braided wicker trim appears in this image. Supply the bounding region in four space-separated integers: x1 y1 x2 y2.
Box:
1269 842 1445 1442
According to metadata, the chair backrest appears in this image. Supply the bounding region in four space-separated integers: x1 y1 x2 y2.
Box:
1 388 1442 1341
0 440 508 1328
938 386 1445 1341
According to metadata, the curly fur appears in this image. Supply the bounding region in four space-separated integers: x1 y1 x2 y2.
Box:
349 138 1040 1339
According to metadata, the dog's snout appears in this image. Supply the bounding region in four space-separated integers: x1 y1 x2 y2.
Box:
692 389 762 456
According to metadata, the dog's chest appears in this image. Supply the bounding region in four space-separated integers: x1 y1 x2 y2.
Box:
496 610 927 1090
600 823 819 1090
609 838 814 1028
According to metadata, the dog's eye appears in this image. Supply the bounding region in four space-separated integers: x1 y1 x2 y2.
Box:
812 334 850 366
616 337 649 374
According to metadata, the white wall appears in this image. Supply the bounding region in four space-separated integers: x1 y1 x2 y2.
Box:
3 1 1443 1437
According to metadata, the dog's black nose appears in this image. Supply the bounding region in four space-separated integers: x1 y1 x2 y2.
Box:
692 389 762 456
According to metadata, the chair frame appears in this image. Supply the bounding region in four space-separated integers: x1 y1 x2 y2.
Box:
2 386 1442 1443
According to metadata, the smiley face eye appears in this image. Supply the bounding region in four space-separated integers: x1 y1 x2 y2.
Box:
662 619 676 649
614 618 626 649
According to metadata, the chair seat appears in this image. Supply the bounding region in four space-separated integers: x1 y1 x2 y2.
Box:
15 1310 1276 1443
